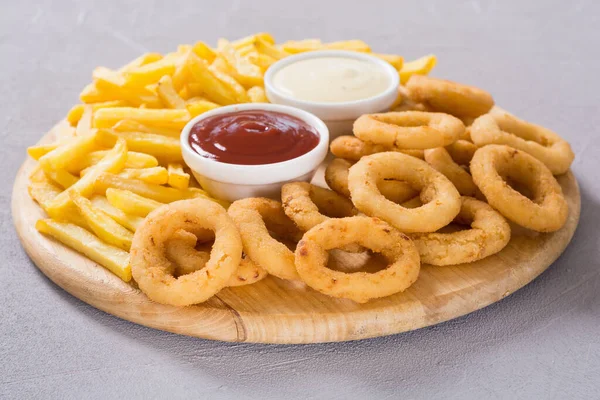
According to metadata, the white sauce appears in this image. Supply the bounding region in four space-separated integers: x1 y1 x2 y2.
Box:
272 57 392 103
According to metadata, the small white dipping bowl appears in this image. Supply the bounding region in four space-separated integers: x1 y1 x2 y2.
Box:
180 103 329 202
264 50 400 139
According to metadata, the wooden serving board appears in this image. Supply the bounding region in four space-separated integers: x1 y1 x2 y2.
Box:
12 126 581 344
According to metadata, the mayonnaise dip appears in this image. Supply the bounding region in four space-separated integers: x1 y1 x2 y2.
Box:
272 56 392 103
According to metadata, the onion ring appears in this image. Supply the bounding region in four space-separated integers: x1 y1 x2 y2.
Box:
324 158 417 203
348 152 461 233
228 198 302 281
409 196 511 266
295 216 420 303
445 139 478 166
470 112 574 175
281 182 358 231
406 75 494 118
131 198 242 306
330 135 424 161
353 111 464 149
470 144 569 232
166 230 267 287
423 147 481 197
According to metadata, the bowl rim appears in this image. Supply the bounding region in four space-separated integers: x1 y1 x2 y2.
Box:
180 103 329 185
264 50 400 109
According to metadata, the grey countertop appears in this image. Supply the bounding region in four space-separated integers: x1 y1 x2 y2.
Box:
2 1 599 399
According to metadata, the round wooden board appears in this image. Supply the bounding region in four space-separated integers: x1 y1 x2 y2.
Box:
13 123 581 344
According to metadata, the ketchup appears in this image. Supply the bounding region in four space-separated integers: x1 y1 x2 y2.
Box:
188 110 320 165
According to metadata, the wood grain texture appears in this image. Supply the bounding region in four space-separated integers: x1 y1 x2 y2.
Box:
12 125 581 344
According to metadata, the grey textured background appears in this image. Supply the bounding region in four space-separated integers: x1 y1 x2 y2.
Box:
2 1 599 399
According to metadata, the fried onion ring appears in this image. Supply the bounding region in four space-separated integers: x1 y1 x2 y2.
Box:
324 158 417 203
470 112 574 175
424 147 481 197
166 230 267 287
470 144 568 232
406 75 494 118
445 139 478 166
330 135 424 161
295 216 420 303
348 152 461 233
131 198 242 306
228 198 302 281
409 197 510 266
353 111 464 149
281 182 358 231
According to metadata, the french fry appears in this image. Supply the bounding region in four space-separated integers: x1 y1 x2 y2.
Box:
171 59 190 92
185 53 238 105
124 58 176 88
254 37 289 60
81 150 158 170
28 144 60 160
76 105 94 136
399 54 437 84
192 41 216 63
95 129 182 163
232 32 275 48
90 195 143 232
45 169 79 189
118 53 163 73
80 82 116 103
95 173 193 203
67 105 85 126
208 62 250 103
186 99 220 117
106 188 163 217
167 163 190 190
177 84 191 99
70 191 133 251
118 167 169 185
247 86 268 103
187 187 231 209
93 107 190 130
35 219 131 282
112 119 181 138
373 53 404 70
280 39 322 53
39 131 98 173
28 175 61 208
156 75 186 109
92 67 162 107
246 51 276 72
45 138 127 219
220 44 264 87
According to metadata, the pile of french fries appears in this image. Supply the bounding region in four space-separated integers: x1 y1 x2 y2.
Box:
26 32 437 283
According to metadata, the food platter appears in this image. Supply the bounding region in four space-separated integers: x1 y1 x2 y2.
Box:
13 124 580 344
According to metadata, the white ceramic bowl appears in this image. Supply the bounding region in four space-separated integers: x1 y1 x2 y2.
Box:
180 103 329 202
264 50 400 139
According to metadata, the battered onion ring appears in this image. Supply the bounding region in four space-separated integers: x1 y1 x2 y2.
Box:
348 152 461 233
406 75 494 118
295 216 420 303
470 144 568 232
281 182 358 231
166 230 267 287
330 135 424 162
424 147 481 197
228 198 302 281
130 198 242 306
409 197 511 266
324 158 417 203
470 112 574 175
353 111 464 149
445 140 478 166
